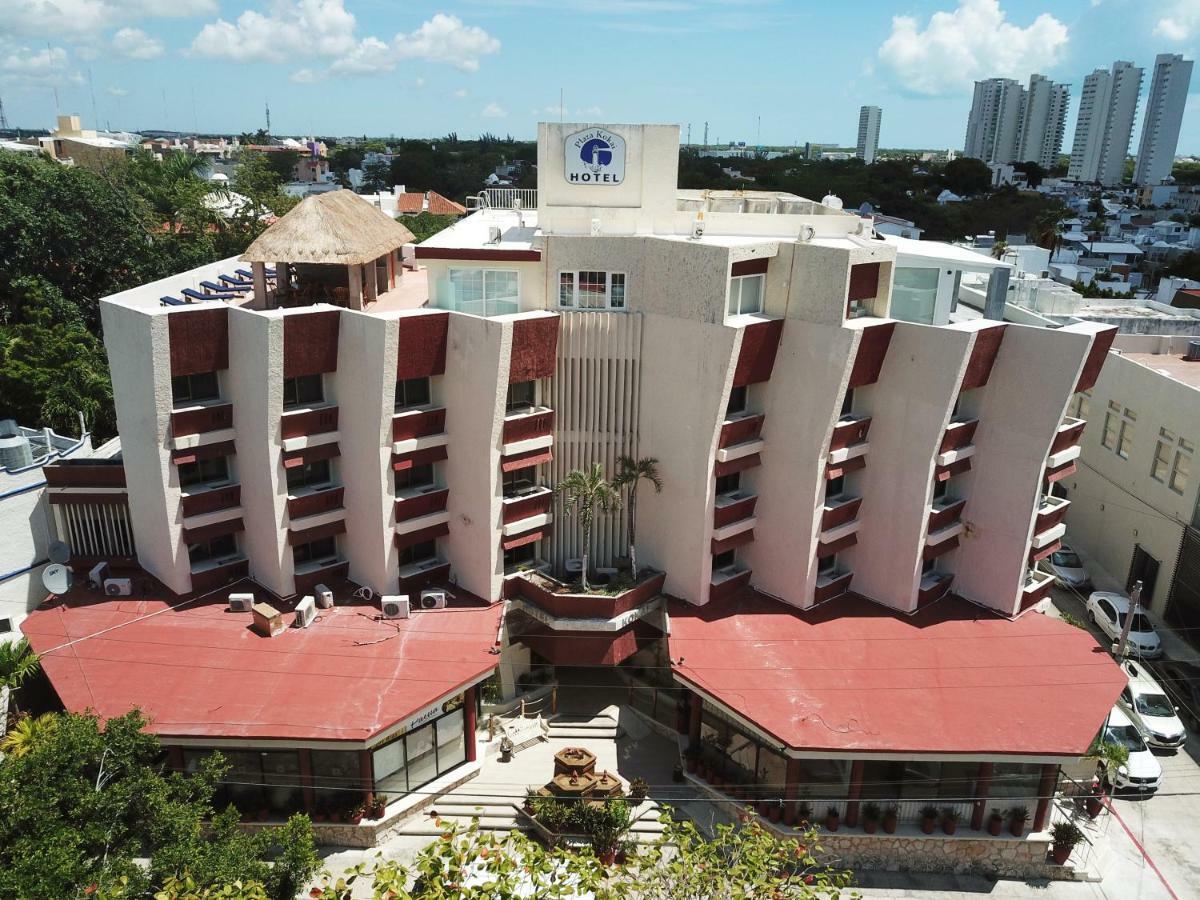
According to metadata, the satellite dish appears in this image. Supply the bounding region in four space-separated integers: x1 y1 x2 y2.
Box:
42 563 73 595
48 540 72 564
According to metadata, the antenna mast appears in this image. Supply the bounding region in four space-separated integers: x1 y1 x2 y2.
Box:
265 99 271 135
0 96 9 132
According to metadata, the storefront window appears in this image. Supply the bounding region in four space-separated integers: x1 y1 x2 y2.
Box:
373 737 408 794
890 267 940 325
437 708 467 772
371 692 469 797
406 724 438 789
990 762 1042 804
311 749 359 810
795 758 851 801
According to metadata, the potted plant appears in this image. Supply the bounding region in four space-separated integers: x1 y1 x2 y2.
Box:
987 808 1004 836
824 805 840 832
882 804 899 834
796 802 813 829
1050 821 1084 865
1086 778 1107 819
861 802 881 834
629 777 649 805
523 788 538 816
348 803 364 826
1008 805 1030 837
371 793 389 819
499 735 514 762
941 807 961 835
312 809 328 823
768 800 783 823
919 805 939 834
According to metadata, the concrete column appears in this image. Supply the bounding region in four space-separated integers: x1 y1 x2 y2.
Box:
971 762 994 831
251 262 269 310
1033 764 1059 832
784 756 803 821
298 748 316 812
983 267 1009 320
844 760 864 827
388 251 397 289
348 264 364 310
277 262 292 298
687 692 702 749
363 260 378 305
358 749 375 804
464 686 479 763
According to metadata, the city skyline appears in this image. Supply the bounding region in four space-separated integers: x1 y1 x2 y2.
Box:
1 0 1199 155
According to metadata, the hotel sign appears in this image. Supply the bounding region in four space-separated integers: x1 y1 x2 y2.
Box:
565 127 626 185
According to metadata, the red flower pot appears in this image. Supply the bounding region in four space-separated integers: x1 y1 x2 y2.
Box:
921 816 936 835
883 814 897 834
942 819 957 835
768 805 782 823
988 818 1003 836
349 813 363 825
825 814 839 832
1086 795 1104 819
1009 820 1026 837
313 812 327 823
1051 843 1072 865
863 819 878 834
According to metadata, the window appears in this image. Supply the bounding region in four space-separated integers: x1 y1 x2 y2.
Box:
449 268 519 313
727 274 764 316
503 465 538 496
1117 408 1136 459
840 389 855 418
825 474 845 497
371 694 468 795
1068 390 1091 420
889 267 939 325
395 377 431 410
557 271 628 309
1101 401 1120 449
1173 439 1193 494
286 458 331 491
0 618 10 634
1155 428 1193 494
172 372 219 405
282 374 323 409
188 533 237 566
922 557 937 575
726 385 748 417
395 463 435 492
1152 428 1174 483
932 477 948 500
715 472 741 496
179 455 229 488
506 380 537 413
713 549 736 569
817 555 837 574
293 536 337 566
398 539 437 567
504 541 538 570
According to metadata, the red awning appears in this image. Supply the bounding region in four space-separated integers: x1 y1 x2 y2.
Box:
283 443 341 469
501 447 553 473
825 455 867 481
924 535 960 559
288 518 347 546
714 453 761 479
392 445 449 471
1045 461 1077 484
182 517 244 544
935 458 972 482
395 522 450 549
502 528 547 551
711 529 755 556
172 441 236 466
1030 540 1062 564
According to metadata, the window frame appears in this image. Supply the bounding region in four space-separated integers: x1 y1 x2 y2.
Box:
727 273 765 316
286 458 333 492
1116 407 1136 459
395 462 436 493
506 380 537 413
282 373 324 410
1171 436 1193 495
398 539 438 568
179 455 230 489
395 376 432 411
293 535 338 567
448 267 520 307
171 371 220 406
188 533 238 566
556 270 629 310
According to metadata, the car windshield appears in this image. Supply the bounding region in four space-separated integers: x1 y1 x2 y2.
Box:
1052 551 1082 567
1131 614 1155 633
1135 693 1175 717
1106 723 1147 752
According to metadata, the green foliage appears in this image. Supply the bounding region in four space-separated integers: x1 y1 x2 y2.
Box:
0 636 40 692
613 456 663 578
1071 279 1134 300
1167 250 1200 282
556 464 621 591
1088 738 1130 778
1051 820 1084 849
1172 162 1200 186
0 712 57 757
941 157 992 196
405 211 458 243
1060 612 1089 631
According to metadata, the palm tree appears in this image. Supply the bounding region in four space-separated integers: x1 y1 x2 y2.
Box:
0 712 57 758
0 638 40 723
990 240 1009 261
555 463 620 591
613 456 662 580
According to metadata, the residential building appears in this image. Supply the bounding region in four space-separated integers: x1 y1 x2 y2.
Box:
37 114 135 171
1068 61 1144 186
964 78 1023 164
856 105 881 165
21 123 1123 868
1134 54 1194 186
1015 74 1070 170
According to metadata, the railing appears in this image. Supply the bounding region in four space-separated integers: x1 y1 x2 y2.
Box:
814 570 853 603
503 486 553 524
927 497 966 533
42 461 126 488
1020 569 1056 610
820 494 862 532
1035 495 1071 534
294 559 349 595
829 415 871 452
287 485 344 519
392 407 446 442
502 407 555 445
190 557 249 593
918 571 954 605
476 188 538 210
714 491 757 528
280 405 339 440
1050 417 1086 455
181 483 241 518
170 402 234 438
718 413 765 450
940 418 979 454
395 487 449 522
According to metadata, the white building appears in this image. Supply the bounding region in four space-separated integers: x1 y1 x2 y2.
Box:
964 78 1023 164
856 105 881 165
1015 74 1070 170
1069 61 1144 186
1134 53 1194 187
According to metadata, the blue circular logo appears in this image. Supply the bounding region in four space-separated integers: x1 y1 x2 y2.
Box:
580 137 613 172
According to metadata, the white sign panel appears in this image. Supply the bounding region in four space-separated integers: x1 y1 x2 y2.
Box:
564 127 626 185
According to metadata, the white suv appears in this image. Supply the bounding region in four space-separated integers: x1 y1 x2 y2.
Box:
1103 706 1162 793
1118 661 1186 749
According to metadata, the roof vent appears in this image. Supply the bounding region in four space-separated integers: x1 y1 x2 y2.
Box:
1187 341 1200 362
0 420 33 470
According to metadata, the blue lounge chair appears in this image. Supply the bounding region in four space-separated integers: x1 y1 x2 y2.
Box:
218 274 253 288
161 296 187 306
235 268 253 279
182 288 236 302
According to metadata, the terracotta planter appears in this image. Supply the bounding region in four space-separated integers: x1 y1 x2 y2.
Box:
349 813 363 826
863 819 878 834
920 816 936 835
942 818 958 835
1009 820 1026 837
825 814 840 832
883 814 897 834
783 806 797 827
313 812 328 823
988 817 1003 836
768 805 782 823
1051 842 1072 865
1086 795 1104 819
598 849 617 866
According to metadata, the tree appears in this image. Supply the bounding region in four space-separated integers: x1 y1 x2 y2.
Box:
613 456 662 579
0 712 57 757
941 157 992 196
1168 251 1200 282
555 463 620 591
360 159 392 193
404 212 457 243
1012 161 1046 188
0 636 40 720
990 240 1009 260
124 150 220 235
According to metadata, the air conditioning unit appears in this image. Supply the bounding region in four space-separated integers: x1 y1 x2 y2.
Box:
294 596 317 628
88 561 110 589
381 594 410 620
419 589 447 610
103 577 133 597
314 583 334 609
228 592 255 613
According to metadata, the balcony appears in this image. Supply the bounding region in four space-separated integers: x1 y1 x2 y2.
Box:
820 494 862 532
392 406 446 442
917 571 954 606
1020 568 1056 612
189 555 249 594
395 485 450 522
927 496 966 533
398 557 451 595
42 460 126 488
502 406 555 448
1035 494 1070 535
503 485 553 524
512 569 666 621
814 570 853 604
939 417 979 454
287 484 344 520
280 405 339 441
180 482 241 518
710 564 751 603
718 412 765 450
829 414 871 452
170 401 234 439
1050 417 1086 456
923 524 961 559
714 490 758 528
294 557 349 595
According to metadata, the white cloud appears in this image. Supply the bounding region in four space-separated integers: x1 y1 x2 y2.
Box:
0 44 82 87
878 0 1068 96
482 101 506 117
106 85 129 96
393 14 499 73
112 26 164 59
453 88 468 98
328 36 391 75
1155 0 1200 41
3 0 216 41
577 105 603 117
289 67 322 83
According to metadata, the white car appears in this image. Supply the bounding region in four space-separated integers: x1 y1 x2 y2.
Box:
1102 706 1162 793
1086 591 1163 659
1044 545 1091 590
1118 661 1186 749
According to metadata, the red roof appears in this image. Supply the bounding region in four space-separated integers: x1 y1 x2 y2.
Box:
427 191 467 216
396 192 425 214
22 581 502 743
669 592 1125 757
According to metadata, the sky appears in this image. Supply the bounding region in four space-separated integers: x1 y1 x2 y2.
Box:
2 0 1199 154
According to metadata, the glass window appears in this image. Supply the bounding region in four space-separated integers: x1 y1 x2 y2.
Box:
283 374 323 409
293 536 337 566
818 554 837 574
558 272 575 307
712 549 736 568
1102 401 1120 449
286 458 331 491
578 271 608 308
826 474 845 497
504 465 538 496
609 273 626 309
395 462 435 492
172 371 220 405
188 533 237 565
1152 428 1174 482
936 762 979 801
449 268 483 303
795 758 850 801
405 723 438 789
485 270 518 302
261 750 302 814
726 385 748 416
504 541 538 570
436 708 466 772
1172 438 1193 495
1117 408 1136 459
990 762 1043 802
727 274 764 316
311 749 359 809
715 472 741 495
398 539 437 567
890 267 940 325
179 455 229 488
373 736 407 794
395 377 431 410
506 380 536 412
558 271 626 310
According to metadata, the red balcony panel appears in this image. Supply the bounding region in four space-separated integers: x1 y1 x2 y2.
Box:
180 484 241 518
295 561 349 596
395 487 449 522
288 519 347 546
513 571 665 619
280 406 339 440
1074 326 1117 394
814 571 853 604
189 558 248 594
282 442 340 469
181 517 243 544
917 573 954 606
283 310 339 378
397 311 449 379
959 324 1007 391
1050 420 1086 455
501 447 552 472
928 498 967 532
394 445 449 471
825 455 866 481
710 568 752 603
398 562 452 597
171 441 235 466
820 496 862 531
43 462 126 488
171 403 233 438
711 529 755 555
924 535 959 560
392 407 446 442
502 528 548 552
848 322 896 388
502 409 555 444
47 490 128 506
1044 460 1077 485
939 419 979 453
829 416 871 452
395 522 450 550
1036 501 1070 535
287 486 344 520
731 257 769 277
935 458 972 482
817 532 857 557
714 494 758 528
714 453 761 479
168 307 228 376
719 414 765 449
847 262 881 303
1020 579 1054 612
503 490 553 524
732 319 784 387
509 315 559 383
1029 539 1062 565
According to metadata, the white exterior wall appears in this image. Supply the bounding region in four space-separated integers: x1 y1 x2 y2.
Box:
1135 54 1194 186
857 106 881 165
965 79 1022 164
1016 75 1069 170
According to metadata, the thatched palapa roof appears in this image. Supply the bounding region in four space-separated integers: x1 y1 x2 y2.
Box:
241 189 416 266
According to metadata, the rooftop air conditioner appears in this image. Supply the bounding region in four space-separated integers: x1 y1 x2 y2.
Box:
88 561 110 589
381 595 410 620
294 596 317 628
420 589 447 610
487 226 502 244
228 593 255 613
314 583 334 609
103 577 133 597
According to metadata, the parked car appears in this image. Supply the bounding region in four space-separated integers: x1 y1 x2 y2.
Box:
1086 592 1163 658
1117 660 1186 749
1102 706 1162 793
1148 659 1200 733
1045 545 1092 590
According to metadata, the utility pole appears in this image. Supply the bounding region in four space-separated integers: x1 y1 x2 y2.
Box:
1115 580 1143 659
703 121 708 149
